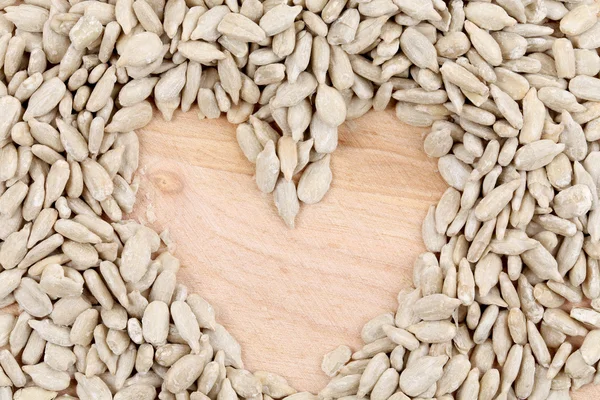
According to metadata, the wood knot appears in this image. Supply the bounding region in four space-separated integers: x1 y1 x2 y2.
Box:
149 170 184 194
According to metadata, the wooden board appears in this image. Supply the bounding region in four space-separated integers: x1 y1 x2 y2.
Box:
134 108 600 399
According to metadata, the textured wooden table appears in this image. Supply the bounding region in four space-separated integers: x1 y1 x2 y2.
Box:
134 108 599 398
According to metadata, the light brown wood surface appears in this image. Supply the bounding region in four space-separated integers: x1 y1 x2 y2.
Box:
134 108 600 398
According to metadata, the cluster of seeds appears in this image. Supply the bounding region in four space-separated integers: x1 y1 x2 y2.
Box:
0 0 599 397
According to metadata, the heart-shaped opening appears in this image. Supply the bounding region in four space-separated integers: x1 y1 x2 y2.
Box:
133 108 446 391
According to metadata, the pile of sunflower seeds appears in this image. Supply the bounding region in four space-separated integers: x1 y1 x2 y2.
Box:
0 0 599 397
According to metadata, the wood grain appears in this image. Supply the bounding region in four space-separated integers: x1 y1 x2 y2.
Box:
133 107 600 399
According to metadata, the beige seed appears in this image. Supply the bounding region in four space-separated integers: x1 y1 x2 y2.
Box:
547 280 583 304
28 319 71 350
105 101 153 133
253 372 296 399
545 308 588 337
297 155 332 205
392 0 439 21
218 15 266 44
490 85 522 130
553 184 592 219
395 287 421 329
18 368 62 394
342 16 387 56
400 27 439 73
75 373 112 400
14 277 52 318
54 219 101 244
277 135 298 182
457 258 475 305
23 78 66 122
514 140 565 171
552 39 576 80
424 128 453 158
533 282 564 309
206 324 243 369
414 293 460 321
8 312 31 360
382 325 419 351
120 228 152 284
149 270 176 304
321 345 351 377
224 368 260 398
474 305 499 345
357 353 389 397
408 321 457 344
164 354 207 393
70 308 99 347
273 72 319 109
571 308 600 329
183 294 215 331
538 87 585 114
513 344 535 399
260 5 303 36
273 177 300 229
529 365 552 400
44 343 76 372
565 350 595 380
499 344 523 394
465 2 516 30
560 3 599 36
98 261 129 308
507 307 527 346
435 354 471 397
463 21 502 67
118 78 159 107
475 179 520 221
399 355 448 397
117 32 162 67
255 140 280 194
170 301 201 354
317 373 359 398
548 343 572 380
0 315 14 350
254 64 286 86
50 296 91 328
83 269 114 310
114 384 155 400
0 350 25 388
359 313 393 344
141 301 169 347
370 368 399 400
315 84 347 127
352 337 396 360
516 276 543 325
